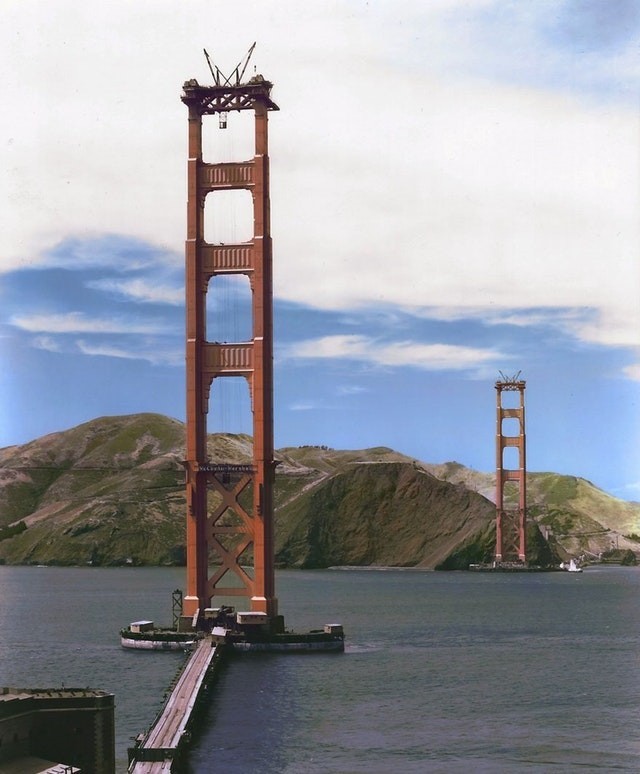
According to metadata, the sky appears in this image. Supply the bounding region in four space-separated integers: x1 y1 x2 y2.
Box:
1 0 638 499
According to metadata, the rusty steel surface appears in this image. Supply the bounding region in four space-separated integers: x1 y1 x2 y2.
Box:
181 71 278 618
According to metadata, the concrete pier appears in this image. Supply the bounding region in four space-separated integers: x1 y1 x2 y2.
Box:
128 639 221 772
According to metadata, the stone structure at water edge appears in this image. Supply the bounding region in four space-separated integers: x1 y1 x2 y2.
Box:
0 687 115 773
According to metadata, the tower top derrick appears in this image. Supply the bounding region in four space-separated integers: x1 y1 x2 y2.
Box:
182 43 279 114
495 370 526 391
181 78 279 114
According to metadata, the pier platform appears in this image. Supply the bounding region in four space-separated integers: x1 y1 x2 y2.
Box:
128 639 221 772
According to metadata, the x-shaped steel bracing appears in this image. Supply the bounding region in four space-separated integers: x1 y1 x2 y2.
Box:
206 473 255 598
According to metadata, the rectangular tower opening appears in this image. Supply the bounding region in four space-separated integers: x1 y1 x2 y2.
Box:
204 189 254 244
202 109 255 164
206 275 253 344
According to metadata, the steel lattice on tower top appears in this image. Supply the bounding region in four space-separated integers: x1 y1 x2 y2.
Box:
180 51 279 619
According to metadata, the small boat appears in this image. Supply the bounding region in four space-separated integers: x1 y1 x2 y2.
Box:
560 559 583 573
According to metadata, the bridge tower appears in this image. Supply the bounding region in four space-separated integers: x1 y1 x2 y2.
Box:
180 49 279 620
494 373 527 564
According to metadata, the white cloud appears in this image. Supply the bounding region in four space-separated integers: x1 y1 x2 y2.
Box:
622 363 640 381
10 312 170 336
289 335 372 361
28 330 182 366
615 478 640 500
0 0 637 354
32 336 63 353
336 385 368 396
482 308 588 330
86 278 183 306
416 306 591 332
42 236 172 272
76 340 182 367
289 401 322 412
565 308 640 350
416 306 640 356
285 334 506 373
273 78 638 342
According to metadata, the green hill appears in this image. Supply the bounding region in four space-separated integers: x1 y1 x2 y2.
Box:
0 413 637 567
422 462 640 558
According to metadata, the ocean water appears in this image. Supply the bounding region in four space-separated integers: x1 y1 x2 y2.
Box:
0 566 638 772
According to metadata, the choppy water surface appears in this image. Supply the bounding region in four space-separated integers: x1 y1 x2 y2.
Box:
0 566 638 772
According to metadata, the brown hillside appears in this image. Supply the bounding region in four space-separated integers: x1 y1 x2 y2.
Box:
275 462 497 569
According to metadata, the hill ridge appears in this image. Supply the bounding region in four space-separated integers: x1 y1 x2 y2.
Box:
0 413 638 567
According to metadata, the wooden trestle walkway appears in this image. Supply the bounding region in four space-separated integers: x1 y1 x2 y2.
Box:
128 638 221 772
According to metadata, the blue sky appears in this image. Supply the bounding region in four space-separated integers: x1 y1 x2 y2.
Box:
1 1 638 499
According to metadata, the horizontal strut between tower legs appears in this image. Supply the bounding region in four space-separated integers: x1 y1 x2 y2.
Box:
200 241 256 276
181 80 279 113
199 161 255 191
203 342 254 372
501 470 523 481
500 408 523 419
495 380 526 391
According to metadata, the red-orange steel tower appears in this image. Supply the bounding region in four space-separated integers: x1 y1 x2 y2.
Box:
180 57 279 619
495 374 527 563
